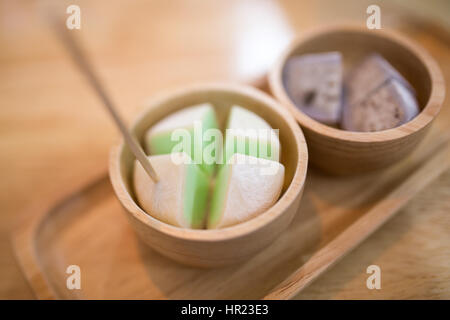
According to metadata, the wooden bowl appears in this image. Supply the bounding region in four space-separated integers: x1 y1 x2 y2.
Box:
109 83 308 267
269 25 445 175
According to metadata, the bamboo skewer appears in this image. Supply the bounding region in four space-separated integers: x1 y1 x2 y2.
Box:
49 12 159 182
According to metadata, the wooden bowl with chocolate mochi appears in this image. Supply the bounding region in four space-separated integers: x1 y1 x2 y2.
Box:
269 25 445 175
109 83 308 267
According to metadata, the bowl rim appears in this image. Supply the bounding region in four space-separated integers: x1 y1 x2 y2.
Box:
269 24 446 143
109 82 308 242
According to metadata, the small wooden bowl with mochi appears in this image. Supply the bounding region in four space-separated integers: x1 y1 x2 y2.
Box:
269 25 445 175
109 83 308 267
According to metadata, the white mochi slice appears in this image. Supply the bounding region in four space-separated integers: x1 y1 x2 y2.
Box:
208 153 285 229
144 103 219 175
284 52 343 124
223 105 281 163
148 104 212 135
133 152 209 229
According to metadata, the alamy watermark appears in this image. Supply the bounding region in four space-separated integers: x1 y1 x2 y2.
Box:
66 265 81 290
66 5 81 30
366 265 381 290
366 5 381 29
169 122 281 176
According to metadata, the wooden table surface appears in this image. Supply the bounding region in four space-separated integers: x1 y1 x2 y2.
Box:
1 0 449 299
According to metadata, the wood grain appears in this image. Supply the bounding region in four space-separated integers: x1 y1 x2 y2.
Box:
2 0 450 299
264 136 450 299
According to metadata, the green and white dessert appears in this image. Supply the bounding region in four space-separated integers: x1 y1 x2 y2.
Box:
208 153 285 229
144 103 219 175
133 153 209 229
223 105 281 164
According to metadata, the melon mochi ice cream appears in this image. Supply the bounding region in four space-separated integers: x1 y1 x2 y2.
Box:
134 152 209 229
283 52 419 131
223 105 281 163
144 103 218 175
133 103 284 229
209 106 284 229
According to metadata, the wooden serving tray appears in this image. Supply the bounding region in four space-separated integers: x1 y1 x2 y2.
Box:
12 19 450 300
12 127 450 300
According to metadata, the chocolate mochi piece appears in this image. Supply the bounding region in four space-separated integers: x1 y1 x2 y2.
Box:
345 54 414 106
342 78 419 132
284 52 343 124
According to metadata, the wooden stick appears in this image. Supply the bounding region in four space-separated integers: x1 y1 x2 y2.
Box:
49 12 159 182
264 138 450 300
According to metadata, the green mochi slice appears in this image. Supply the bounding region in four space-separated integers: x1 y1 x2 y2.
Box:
183 159 210 228
133 153 209 229
208 161 232 228
208 153 285 229
223 105 281 164
145 103 219 175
